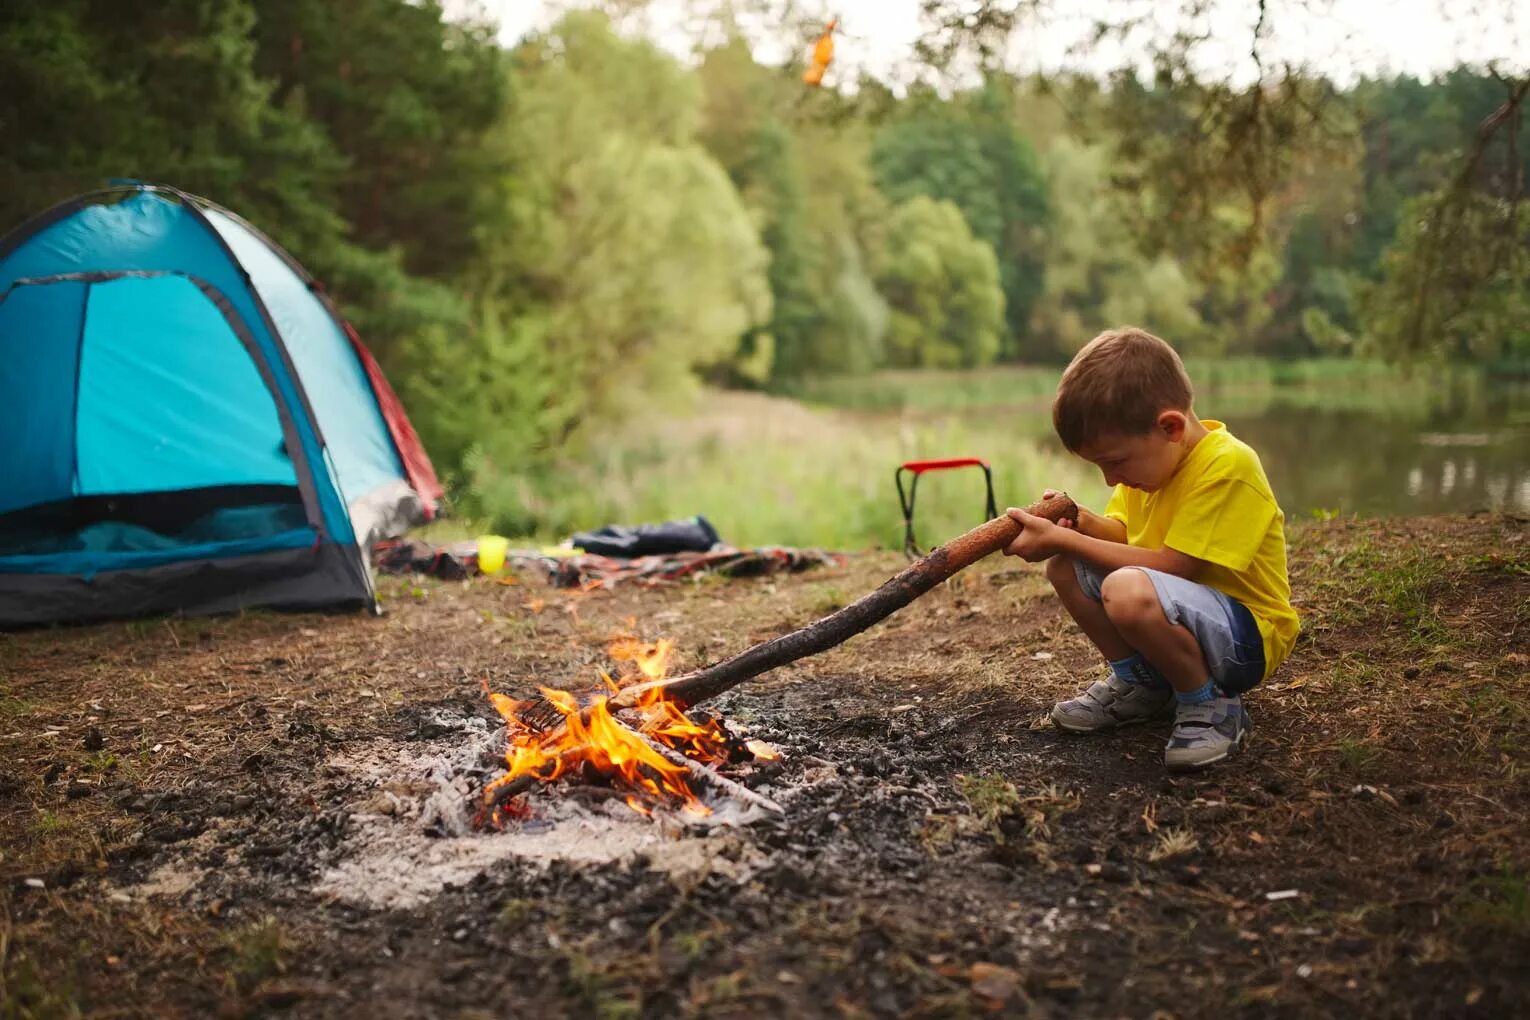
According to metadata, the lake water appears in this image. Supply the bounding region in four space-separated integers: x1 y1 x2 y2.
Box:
1203 373 1530 518
827 366 1530 531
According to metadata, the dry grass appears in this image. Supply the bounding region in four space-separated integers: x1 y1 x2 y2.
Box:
1148 827 1201 862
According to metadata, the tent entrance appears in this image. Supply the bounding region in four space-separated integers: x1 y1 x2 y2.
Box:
0 272 315 572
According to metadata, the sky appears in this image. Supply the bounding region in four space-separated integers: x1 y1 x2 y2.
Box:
476 0 1527 88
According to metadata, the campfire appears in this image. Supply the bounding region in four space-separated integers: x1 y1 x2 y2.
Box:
479 635 782 826
476 494 1080 828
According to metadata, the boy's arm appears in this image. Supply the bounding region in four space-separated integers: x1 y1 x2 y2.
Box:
1057 530 1207 580
1040 488 1127 544
1005 507 1207 580
1074 506 1127 544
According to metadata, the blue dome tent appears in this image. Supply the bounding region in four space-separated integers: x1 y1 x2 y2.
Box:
0 184 444 626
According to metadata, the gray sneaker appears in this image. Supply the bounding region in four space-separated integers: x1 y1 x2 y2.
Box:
1051 675 1174 733
1164 696 1250 771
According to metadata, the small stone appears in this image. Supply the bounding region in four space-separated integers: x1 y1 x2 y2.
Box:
24 878 45 889
973 862 1012 882
1403 666 1422 680
969 962 1022 1002
452 928 469 942
83 727 105 752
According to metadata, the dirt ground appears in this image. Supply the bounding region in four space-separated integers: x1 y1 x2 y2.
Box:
2 513 1527 1019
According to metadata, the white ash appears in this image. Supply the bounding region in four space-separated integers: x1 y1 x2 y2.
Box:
311 709 777 910
127 860 207 900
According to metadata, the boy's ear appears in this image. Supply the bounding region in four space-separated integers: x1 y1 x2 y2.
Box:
1157 410 1188 441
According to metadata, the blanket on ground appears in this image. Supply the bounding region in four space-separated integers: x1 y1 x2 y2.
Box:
371 540 844 588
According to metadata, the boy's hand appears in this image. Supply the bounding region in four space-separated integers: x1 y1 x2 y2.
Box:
1002 505 1073 561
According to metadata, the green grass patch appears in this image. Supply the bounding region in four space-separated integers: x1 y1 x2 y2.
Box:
31 810 71 837
956 774 1023 831
225 916 292 988
785 363 1061 412
80 751 119 775
1308 649 1384 690
922 774 1080 853
558 942 643 1020
0 695 36 720
1335 737 1381 776
1468 551 1530 578
1452 866 1530 939
498 898 535 928
1309 541 1450 647
469 390 1106 550
2 950 83 1020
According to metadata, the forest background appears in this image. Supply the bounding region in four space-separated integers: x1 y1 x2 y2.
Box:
3 0 1526 547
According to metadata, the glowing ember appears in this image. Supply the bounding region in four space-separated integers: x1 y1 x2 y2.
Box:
745 739 781 762
608 636 672 680
480 635 743 822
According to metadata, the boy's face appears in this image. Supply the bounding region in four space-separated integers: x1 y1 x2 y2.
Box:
1076 411 1191 492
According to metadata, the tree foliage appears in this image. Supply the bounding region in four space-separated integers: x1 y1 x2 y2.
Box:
876 196 1005 369
695 40 889 380
396 11 771 518
0 0 505 358
4 0 1527 533
871 82 1048 357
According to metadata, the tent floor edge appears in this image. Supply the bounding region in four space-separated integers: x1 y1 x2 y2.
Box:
0 541 371 629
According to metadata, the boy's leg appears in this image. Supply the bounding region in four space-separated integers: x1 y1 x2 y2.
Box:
1045 554 1134 662
1044 555 1173 732
1097 568 1263 770
1097 569 1208 693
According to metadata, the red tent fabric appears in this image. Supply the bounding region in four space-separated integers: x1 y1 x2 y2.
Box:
341 321 444 519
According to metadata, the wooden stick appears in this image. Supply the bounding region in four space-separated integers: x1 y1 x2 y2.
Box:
515 495 1076 748
629 729 785 815
610 493 1078 711
481 746 588 808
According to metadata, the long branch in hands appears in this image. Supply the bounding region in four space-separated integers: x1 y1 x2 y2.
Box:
519 492 1078 741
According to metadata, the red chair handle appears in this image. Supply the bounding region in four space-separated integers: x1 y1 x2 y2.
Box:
899 457 989 474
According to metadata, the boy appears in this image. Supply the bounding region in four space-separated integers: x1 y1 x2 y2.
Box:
1003 327 1299 771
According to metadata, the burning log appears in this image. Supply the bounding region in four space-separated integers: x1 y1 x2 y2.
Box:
517 494 1077 733
483 753 582 813
628 728 785 816
481 727 781 818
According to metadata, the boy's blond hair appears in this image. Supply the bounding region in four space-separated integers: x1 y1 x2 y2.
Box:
1052 327 1193 452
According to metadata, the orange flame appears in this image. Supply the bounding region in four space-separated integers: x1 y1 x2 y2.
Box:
481 635 736 819
608 636 673 681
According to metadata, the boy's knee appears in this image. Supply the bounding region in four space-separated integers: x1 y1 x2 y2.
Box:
1044 554 1075 589
1100 568 1161 627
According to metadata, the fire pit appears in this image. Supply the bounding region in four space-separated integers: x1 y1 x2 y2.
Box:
306 696 785 911
478 635 785 827
312 498 1079 911
478 496 1077 820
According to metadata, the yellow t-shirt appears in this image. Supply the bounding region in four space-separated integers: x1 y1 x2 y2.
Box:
1101 420 1299 679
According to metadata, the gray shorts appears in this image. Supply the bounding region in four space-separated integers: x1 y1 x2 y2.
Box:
1073 560 1265 695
